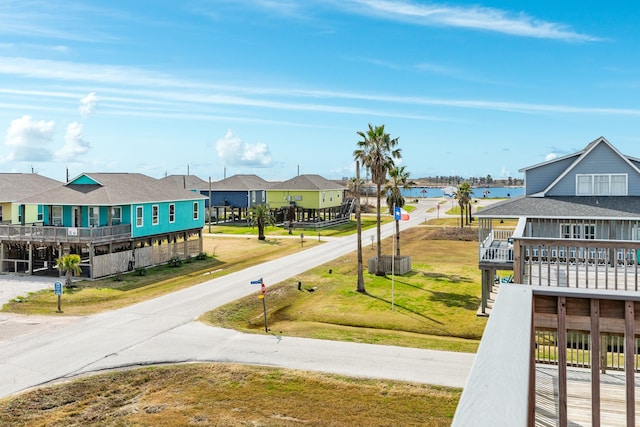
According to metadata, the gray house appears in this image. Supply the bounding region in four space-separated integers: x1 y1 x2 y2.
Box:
476 136 640 314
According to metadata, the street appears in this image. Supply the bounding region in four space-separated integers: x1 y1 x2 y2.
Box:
0 198 484 398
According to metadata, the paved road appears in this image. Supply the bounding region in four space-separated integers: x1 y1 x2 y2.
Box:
0 198 486 398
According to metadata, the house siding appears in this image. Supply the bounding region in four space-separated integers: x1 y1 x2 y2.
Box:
525 157 575 195
267 190 319 209
71 175 100 185
524 218 640 240
204 190 249 208
547 143 640 196
131 200 204 238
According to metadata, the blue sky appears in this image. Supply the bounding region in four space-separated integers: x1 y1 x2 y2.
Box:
2 1 640 183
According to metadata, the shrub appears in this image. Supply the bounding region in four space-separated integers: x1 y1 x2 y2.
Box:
134 267 147 276
168 256 182 267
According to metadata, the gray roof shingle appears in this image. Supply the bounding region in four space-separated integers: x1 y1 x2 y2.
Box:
210 174 272 191
0 173 62 202
477 196 640 220
268 174 345 191
19 173 206 205
158 174 209 190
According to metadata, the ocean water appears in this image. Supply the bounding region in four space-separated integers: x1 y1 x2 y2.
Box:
397 186 524 199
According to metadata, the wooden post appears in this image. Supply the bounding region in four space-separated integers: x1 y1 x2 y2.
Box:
625 300 635 427
557 296 568 427
590 299 601 427
513 242 521 283
28 242 33 274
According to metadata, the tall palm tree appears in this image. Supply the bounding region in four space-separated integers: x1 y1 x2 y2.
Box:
355 160 365 293
249 204 275 240
385 165 415 257
354 124 401 276
454 182 472 228
56 253 82 288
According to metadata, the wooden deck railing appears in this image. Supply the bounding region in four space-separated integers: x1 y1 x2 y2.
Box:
0 223 132 244
516 238 640 291
454 285 640 427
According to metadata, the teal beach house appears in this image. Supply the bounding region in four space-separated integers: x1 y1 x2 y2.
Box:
2 173 206 279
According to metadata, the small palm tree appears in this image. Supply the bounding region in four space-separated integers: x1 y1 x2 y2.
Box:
56 254 82 288
385 166 415 256
249 204 275 240
354 124 401 276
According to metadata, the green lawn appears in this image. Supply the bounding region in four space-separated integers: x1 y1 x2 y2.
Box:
201 226 486 353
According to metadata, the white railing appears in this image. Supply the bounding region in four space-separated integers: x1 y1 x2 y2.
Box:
479 229 514 263
492 229 513 241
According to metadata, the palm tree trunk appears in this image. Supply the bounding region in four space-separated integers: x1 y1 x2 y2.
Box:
460 204 464 228
375 183 384 276
356 161 365 292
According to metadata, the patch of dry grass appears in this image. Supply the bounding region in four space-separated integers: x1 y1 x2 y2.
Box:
0 364 460 427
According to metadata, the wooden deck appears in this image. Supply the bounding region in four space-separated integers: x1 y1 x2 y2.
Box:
536 365 640 426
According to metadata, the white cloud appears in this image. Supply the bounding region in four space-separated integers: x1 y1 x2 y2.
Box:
55 122 91 162
79 92 98 117
545 152 558 161
347 0 600 41
215 129 272 167
2 115 55 161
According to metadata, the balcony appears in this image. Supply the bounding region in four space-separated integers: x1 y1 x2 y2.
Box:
0 223 132 245
454 285 640 426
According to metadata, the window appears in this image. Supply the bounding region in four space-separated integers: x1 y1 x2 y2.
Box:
261 192 265 203
52 206 63 226
89 207 100 227
17 205 22 223
251 191 256 203
152 205 159 225
193 202 199 220
37 205 43 222
136 206 143 227
560 223 595 239
584 224 596 239
0 205 3 222
112 207 122 224
611 174 627 195
593 175 609 195
576 174 627 196
322 192 326 202
169 204 175 223
576 175 592 195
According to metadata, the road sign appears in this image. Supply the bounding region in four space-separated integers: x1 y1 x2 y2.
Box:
261 282 266 294
54 281 63 296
